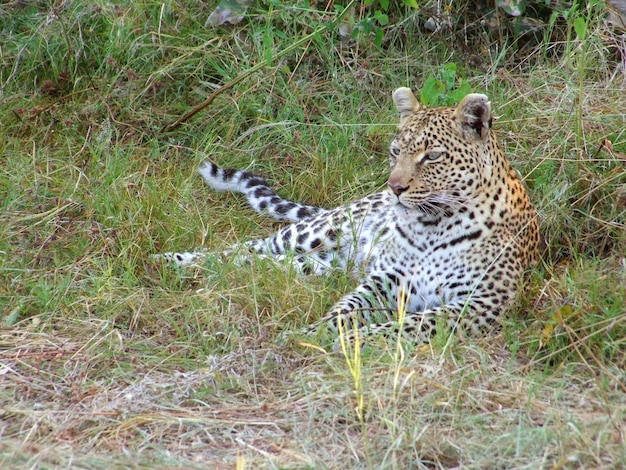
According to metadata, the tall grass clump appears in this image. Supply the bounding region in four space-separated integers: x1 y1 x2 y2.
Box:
1 0 624 468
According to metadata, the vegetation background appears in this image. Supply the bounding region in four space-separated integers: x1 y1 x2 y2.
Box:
1 0 625 468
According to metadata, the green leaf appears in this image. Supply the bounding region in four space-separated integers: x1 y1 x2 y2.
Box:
403 0 419 8
375 11 389 26
420 77 446 106
441 63 457 91
380 0 390 11
374 28 384 48
448 79 472 104
573 16 587 40
358 17 375 34
548 10 560 29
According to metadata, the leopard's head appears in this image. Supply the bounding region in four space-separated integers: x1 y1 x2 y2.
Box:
387 87 496 212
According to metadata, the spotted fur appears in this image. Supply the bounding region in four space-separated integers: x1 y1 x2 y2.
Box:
198 162 325 223
156 87 540 348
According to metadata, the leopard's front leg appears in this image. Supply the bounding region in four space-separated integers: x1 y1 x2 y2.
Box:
330 298 501 351
309 270 502 350
305 272 400 340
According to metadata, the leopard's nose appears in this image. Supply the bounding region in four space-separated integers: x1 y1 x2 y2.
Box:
389 181 409 196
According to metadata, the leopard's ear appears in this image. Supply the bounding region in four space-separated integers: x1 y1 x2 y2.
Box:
453 93 492 141
392 87 421 124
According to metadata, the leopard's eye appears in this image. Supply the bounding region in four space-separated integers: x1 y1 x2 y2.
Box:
423 151 446 162
389 144 400 158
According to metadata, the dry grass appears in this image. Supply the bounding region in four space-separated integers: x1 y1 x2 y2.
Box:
2 329 624 468
1 1 625 468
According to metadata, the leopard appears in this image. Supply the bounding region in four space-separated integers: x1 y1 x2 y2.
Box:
155 87 541 348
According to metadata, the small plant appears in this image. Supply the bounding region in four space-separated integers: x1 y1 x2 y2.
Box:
419 62 472 106
350 0 419 48
337 318 366 423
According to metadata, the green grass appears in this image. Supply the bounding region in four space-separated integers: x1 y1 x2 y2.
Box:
1 1 625 468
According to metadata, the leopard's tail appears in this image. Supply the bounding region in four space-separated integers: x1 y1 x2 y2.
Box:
199 161 325 222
